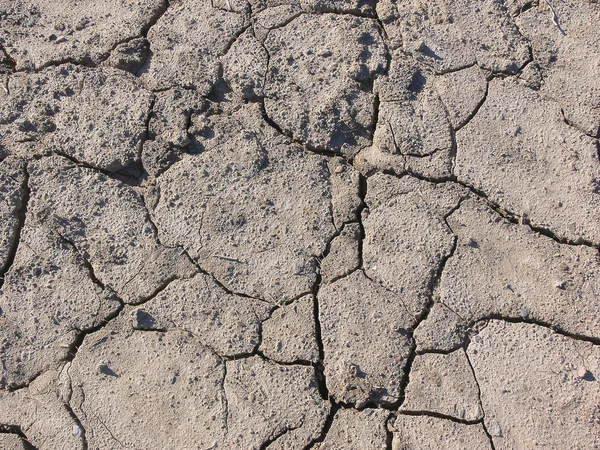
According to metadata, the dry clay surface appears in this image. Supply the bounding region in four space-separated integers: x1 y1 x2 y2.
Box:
0 0 599 449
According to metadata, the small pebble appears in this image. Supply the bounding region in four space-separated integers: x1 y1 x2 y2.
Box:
577 367 590 379
488 421 502 437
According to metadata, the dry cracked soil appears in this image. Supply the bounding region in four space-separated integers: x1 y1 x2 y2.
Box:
0 0 599 449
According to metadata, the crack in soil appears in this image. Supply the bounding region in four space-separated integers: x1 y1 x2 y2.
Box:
0 2 598 448
0 425 39 450
0 160 29 291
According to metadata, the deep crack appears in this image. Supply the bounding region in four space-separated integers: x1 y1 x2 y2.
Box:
0 160 29 291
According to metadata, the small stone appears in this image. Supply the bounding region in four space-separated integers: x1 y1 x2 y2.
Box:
488 421 502 437
577 367 590 379
98 364 118 377
413 39 425 52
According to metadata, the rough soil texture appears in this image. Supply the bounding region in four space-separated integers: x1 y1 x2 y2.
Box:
0 1 599 449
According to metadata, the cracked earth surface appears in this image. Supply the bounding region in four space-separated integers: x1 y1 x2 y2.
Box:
0 0 599 449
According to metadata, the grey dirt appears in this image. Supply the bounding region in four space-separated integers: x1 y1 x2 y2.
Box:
0 1 599 449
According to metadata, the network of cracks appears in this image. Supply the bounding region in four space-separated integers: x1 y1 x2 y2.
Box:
0 0 599 449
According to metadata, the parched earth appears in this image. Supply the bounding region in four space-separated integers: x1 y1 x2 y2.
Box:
0 0 599 449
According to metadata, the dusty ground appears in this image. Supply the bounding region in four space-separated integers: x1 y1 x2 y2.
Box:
0 0 599 449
